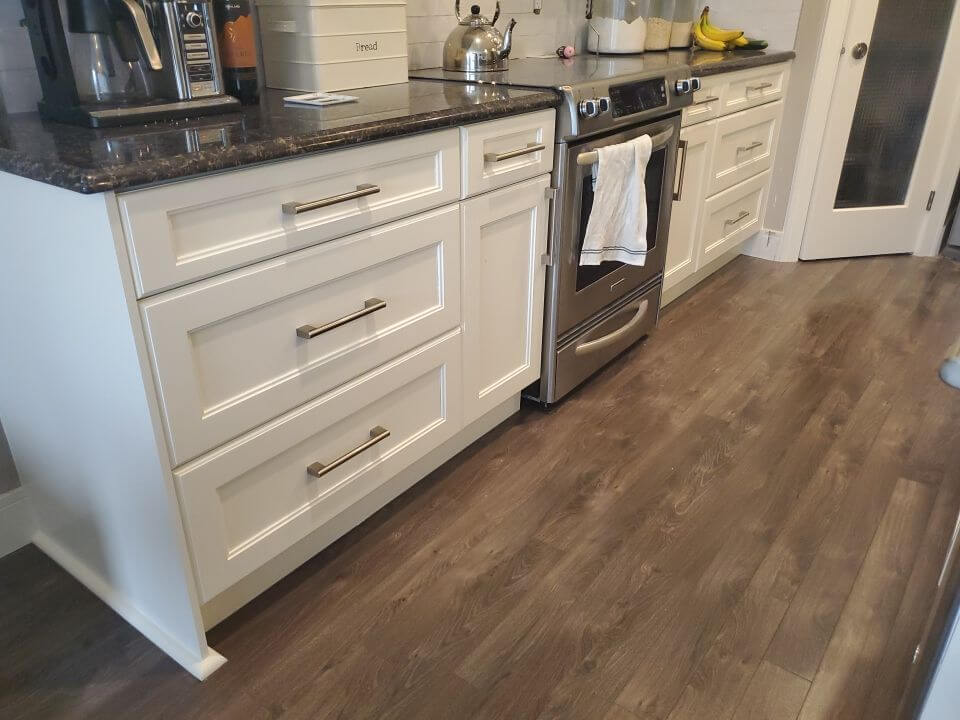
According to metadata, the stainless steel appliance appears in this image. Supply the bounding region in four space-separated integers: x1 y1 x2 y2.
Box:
443 1 516 72
412 56 699 404
20 0 239 127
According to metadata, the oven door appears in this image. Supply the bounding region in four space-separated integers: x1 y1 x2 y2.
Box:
554 114 680 336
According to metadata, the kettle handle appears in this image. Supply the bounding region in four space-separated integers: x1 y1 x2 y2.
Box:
454 1 500 24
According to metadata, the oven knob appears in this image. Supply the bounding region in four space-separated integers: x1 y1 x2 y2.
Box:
185 11 204 28
690 77 702 91
597 96 611 114
579 99 600 118
674 79 692 95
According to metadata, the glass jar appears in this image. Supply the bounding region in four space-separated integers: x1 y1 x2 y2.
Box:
670 0 698 48
645 0 675 50
587 0 650 54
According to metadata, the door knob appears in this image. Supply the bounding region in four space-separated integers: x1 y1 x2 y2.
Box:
852 42 868 59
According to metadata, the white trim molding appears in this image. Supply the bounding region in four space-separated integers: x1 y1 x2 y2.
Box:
33 531 227 680
0 487 35 558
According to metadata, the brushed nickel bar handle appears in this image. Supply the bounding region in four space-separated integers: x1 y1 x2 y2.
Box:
673 138 689 202
307 426 391 479
485 143 546 163
724 210 751 226
737 141 763 153
746 82 773 92
282 183 380 215
296 298 386 339
577 126 675 166
692 95 720 106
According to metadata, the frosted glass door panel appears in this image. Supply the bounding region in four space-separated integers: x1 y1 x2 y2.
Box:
834 0 956 209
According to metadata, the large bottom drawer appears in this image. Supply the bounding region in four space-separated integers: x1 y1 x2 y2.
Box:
700 170 769 265
176 331 463 601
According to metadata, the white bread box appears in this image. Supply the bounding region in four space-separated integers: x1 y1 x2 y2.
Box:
256 0 408 92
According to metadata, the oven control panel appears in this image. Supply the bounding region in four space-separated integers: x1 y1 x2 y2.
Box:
608 78 668 119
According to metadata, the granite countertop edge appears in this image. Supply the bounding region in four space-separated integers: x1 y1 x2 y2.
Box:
690 49 796 77
0 91 560 195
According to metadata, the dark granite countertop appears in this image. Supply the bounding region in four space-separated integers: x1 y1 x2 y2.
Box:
684 48 795 76
0 80 559 194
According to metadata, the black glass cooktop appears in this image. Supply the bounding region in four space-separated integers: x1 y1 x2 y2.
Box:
410 52 695 90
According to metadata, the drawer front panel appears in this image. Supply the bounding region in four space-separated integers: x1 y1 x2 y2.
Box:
119 129 460 296
461 109 555 197
710 101 782 195
723 64 789 115
177 332 463 601
700 171 769 265
141 205 461 466
682 74 726 127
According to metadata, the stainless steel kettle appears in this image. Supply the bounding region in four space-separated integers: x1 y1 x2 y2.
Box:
443 1 516 72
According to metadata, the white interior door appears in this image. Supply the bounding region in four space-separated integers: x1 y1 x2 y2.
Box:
801 0 960 259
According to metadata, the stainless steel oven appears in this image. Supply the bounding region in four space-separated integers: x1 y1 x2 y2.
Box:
409 56 697 405
554 115 679 336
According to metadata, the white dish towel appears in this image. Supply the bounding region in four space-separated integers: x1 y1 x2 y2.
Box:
579 134 652 266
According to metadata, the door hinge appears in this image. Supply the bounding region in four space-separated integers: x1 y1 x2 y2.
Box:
540 253 553 266
927 190 936 211
545 187 559 201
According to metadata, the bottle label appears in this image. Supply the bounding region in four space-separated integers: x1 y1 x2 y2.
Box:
218 1 255 69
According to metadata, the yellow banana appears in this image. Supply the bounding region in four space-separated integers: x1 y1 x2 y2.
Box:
694 20 728 51
732 35 749 47
699 7 745 43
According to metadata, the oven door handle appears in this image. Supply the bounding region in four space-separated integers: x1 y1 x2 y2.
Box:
576 126 675 166
574 299 651 356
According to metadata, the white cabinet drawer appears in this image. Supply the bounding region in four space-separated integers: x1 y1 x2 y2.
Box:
460 109 555 198
722 64 789 115
700 170 769 265
119 129 460 296
682 75 726 127
709 101 782 195
140 204 461 466
177 331 463 601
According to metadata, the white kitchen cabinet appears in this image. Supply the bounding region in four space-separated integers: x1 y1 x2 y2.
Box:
665 121 717 291
461 175 550 425
0 109 556 680
664 61 790 304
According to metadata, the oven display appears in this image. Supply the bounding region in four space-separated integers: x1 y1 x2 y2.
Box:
609 79 668 119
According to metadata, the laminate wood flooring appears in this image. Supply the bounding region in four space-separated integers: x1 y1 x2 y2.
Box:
3 255 959 720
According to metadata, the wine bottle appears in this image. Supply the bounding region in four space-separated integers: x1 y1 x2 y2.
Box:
214 0 260 104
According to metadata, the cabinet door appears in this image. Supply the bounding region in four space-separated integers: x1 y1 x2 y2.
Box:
461 175 550 424
665 120 717 291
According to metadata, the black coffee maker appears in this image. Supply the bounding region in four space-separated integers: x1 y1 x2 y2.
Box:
20 0 239 127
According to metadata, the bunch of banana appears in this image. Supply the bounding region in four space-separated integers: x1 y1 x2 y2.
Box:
694 6 768 52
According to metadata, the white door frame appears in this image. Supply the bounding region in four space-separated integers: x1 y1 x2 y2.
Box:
776 0 960 261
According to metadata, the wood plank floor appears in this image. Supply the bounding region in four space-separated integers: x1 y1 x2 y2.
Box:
2 255 959 720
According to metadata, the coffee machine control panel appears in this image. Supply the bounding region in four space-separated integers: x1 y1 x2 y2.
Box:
169 1 221 98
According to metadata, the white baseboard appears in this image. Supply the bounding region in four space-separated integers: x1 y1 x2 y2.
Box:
742 229 785 261
33 530 226 680
0 487 35 558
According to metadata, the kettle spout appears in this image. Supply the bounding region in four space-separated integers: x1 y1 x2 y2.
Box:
500 18 517 59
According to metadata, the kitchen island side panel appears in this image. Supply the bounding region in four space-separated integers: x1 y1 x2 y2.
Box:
0 172 218 678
